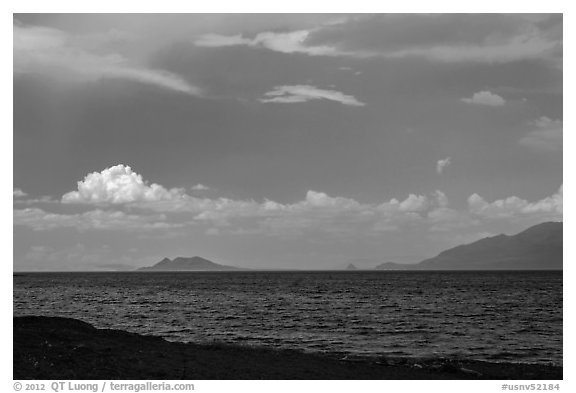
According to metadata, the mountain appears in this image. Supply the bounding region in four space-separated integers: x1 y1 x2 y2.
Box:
138 256 241 271
417 222 562 270
345 263 358 270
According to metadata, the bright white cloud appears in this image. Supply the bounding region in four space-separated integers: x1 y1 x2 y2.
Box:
62 165 185 204
50 165 563 237
519 117 563 152
260 85 365 106
461 91 506 106
58 165 451 234
14 23 201 96
436 157 452 174
468 186 562 220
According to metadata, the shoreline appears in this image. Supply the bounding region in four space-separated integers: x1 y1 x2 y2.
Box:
14 316 562 380
14 269 564 273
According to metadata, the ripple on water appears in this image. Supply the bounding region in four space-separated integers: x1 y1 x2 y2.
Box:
13 271 563 366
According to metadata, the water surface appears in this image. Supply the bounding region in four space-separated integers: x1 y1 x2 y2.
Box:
13 270 562 365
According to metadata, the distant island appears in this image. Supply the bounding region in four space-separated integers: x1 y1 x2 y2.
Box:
375 221 562 270
138 256 242 271
346 263 358 270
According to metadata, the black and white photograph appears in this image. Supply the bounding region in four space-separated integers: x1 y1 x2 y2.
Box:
12 9 564 385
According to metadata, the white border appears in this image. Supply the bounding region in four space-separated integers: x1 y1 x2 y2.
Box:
4 3 571 392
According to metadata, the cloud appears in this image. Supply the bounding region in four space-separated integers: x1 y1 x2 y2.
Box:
519 117 563 152
398 194 429 212
468 186 562 220
13 188 58 204
26 182 562 238
300 190 364 211
191 184 210 191
260 85 365 106
13 195 58 205
13 188 27 198
194 34 253 47
461 91 506 106
14 208 179 232
54 165 562 237
387 32 559 64
62 165 185 204
436 157 452 174
193 15 561 65
195 29 344 57
58 165 450 233
217 190 451 236
14 23 201 96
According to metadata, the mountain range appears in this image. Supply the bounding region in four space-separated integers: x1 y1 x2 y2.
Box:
137 222 561 271
375 221 562 270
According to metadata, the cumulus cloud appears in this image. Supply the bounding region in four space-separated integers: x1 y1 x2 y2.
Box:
378 190 448 216
13 188 27 198
59 165 453 233
468 186 562 220
54 165 562 237
461 91 505 106
354 191 455 233
62 165 185 204
14 23 201 96
214 189 453 236
436 157 452 174
519 117 563 152
398 194 429 212
260 85 365 106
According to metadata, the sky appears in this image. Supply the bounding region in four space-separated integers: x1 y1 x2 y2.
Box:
13 14 563 271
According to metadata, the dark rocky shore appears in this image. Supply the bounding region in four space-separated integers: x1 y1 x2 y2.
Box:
14 316 562 380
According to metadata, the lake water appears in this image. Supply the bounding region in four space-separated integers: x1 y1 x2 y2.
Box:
13 270 562 365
